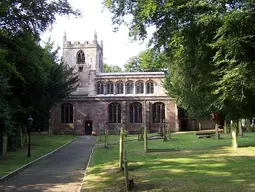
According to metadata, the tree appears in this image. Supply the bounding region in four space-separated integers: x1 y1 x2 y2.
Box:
105 0 255 119
1 0 81 36
124 49 166 72
104 63 122 72
0 0 80 148
105 0 255 148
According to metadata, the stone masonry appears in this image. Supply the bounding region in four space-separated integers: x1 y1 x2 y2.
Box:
50 32 179 135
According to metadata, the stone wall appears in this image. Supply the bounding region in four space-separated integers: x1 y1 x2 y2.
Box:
51 97 179 135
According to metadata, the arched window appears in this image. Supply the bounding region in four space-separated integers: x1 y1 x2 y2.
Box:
77 50 85 64
146 81 154 94
129 102 142 123
152 102 165 123
108 103 121 123
96 82 104 94
61 103 73 123
126 81 134 94
106 81 114 94
116 81 124 94
135 80 144 94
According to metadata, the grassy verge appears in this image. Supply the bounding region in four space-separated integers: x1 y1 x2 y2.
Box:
0 133 76 178
95 134 139 144
83 132 255 192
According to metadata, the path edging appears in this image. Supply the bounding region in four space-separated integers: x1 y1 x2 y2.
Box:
0 136 78 183
77 144 96 192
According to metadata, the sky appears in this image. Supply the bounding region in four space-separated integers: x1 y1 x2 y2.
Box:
41 0 150 69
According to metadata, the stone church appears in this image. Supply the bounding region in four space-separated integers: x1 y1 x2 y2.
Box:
50 32 179 135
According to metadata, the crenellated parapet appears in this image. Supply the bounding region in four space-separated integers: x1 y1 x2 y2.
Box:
63 40 102 50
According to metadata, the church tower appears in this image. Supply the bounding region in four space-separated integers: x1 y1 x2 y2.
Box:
62 32 104 96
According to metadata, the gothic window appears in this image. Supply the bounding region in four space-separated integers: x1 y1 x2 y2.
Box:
135 81 144 94
116 81 124 94
108 102 121 123
152 102 165 123
106 81 114 94
77 50 85 64
96 82 104 94
61 103 73 123
126 81 134 94
146 81 154 94
129 102 142 123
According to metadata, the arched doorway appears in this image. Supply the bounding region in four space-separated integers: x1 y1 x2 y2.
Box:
84 121 93 135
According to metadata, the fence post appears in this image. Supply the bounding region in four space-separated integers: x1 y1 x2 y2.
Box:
124 156 130 191
215 123 219 140
162 119 167 142
144 126 148 153
119 128 124 170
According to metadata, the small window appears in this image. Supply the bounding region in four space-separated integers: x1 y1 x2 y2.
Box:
77 50 85 64
79 66 83 72
96 82 104 94
116 81 124 94
136 81 144 94
126 81 134 94
146 81 154 94
106 81 114 94
61 103 73 123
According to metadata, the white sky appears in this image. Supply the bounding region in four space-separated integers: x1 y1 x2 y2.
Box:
40 0 150 69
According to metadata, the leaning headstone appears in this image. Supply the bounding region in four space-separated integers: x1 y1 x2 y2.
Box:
0 134 8 154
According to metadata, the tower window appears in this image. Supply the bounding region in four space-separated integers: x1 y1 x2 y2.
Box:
77 50 85 64
79 66 83 72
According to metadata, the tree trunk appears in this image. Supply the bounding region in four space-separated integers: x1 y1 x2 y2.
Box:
246 119 251 132
223 120 227 134
198 121 202 131
215 123 219 140
238 119 243 137
231 120 238 149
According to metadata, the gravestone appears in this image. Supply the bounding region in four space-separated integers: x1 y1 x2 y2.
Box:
0 134 7 154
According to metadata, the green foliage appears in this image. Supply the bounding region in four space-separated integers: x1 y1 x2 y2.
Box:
104 63 122 72
0 0 80 148
0 0 81 36
105 0 255 120
124 49 166 72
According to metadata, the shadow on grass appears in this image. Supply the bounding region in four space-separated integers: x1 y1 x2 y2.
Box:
147 148 181 152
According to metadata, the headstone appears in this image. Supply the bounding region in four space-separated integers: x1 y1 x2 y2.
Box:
0 134 7 154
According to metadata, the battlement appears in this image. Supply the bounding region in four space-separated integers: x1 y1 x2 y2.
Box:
63 40 102 49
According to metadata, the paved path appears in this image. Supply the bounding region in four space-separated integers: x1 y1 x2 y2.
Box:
0 136 95 192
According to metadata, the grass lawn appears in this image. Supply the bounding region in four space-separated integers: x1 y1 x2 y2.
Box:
0 133 76 178
95 134 138 144
83 132 255 192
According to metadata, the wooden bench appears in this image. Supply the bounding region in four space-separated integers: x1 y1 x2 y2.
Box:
195 131 217 139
